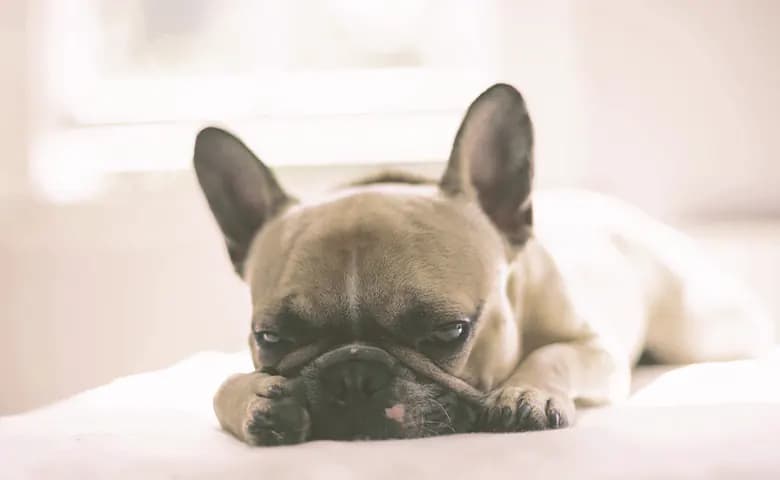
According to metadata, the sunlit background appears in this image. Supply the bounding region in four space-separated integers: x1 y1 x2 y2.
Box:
1 0 779 414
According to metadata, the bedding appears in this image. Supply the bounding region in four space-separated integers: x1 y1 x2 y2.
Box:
2 348 779 479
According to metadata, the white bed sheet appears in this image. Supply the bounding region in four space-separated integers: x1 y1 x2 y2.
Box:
2 349 780 480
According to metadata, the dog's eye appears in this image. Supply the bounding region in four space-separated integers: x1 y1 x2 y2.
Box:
430 322 468 343
257 331 282 345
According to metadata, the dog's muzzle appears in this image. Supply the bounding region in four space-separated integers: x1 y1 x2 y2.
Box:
282 342 483 439
311 344 400 406
273 341 485 406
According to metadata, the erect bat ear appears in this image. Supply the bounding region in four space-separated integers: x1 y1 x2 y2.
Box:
193 127 294 275
440 83 534 245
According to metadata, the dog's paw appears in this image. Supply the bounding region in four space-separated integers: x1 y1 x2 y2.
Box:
478 386 574 432
241 375 311 446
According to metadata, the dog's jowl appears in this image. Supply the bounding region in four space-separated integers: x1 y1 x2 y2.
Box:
193 84 772 445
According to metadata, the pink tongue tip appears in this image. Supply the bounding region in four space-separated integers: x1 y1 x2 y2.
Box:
384 404 406 422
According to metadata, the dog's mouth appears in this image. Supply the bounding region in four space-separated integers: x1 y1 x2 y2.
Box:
304 376 476 441
288 343 479 440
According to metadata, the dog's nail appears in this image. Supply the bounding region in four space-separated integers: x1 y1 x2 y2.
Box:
515 402 533 428
482 409 496 430
548 410 561 428
500 406 513 423
266 384 284 397
545 399 565 428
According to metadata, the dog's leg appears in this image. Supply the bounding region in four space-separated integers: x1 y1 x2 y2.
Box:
476 238 636 432
479 337 630 431
640 225 775 363
213 372 311 446
645 285 773 364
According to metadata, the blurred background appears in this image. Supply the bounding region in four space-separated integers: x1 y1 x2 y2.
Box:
1 0 778 414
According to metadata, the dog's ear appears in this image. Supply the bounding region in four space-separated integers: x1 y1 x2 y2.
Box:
440 83 534 245
194 127 294 275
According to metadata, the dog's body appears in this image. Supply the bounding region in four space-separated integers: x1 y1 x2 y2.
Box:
194 84 772 445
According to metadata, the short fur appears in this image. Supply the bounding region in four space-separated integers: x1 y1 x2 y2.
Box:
194 84 773 445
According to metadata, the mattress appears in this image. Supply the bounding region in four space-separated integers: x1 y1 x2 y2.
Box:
2 348 779 479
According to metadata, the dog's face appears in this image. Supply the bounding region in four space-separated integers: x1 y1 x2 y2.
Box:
194 84 534 440
243 183 502 439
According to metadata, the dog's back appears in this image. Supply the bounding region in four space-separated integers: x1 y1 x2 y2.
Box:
532 188 773 364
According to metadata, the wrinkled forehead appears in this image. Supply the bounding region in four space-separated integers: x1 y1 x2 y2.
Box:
246 185 505 327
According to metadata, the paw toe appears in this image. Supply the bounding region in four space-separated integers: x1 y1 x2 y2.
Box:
244 398 310 446
479 387 573 433
545 398 569 429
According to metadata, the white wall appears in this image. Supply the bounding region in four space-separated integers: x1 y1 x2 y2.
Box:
0 1 29 197
0 0 33 411
1 0 779 414
574 0 780 220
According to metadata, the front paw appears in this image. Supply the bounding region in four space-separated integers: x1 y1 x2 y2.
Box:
478 386 574 432
241 375 311 446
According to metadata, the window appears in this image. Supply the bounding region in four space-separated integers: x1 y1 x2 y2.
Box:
32 0 502 200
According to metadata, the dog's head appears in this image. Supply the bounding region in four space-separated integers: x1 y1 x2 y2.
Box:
194 84 534 440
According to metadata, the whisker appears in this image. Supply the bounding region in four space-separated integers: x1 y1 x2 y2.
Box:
428 397 456 433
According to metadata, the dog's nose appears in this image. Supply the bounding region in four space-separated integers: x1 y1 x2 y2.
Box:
316 344 396 406
321 359 392 405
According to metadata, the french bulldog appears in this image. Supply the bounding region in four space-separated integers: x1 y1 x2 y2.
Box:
193 83 773 445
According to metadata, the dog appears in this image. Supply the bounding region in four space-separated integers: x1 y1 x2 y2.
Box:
193 83 773 445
